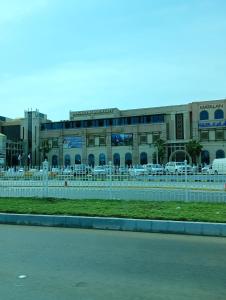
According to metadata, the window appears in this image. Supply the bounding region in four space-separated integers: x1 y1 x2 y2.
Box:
215 130 224 140
99 153 106 165
216 149 225 159
52 138 58 148
153 133 160 143
214 109 224 120
113 153 120 166
99 136 106 146
125 153 132 166
201 150 210 165
139 134 147 144
150 114 164 123
52 155 58 166
200 131 209 141
131 116 139 124
175 114 184 139
140 152 147 165
75 154 81 164
200 110 209 120
87 136 95 147
88 154 95 167
64 154 71 166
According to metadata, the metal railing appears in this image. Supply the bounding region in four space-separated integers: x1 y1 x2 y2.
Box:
0 163 226 202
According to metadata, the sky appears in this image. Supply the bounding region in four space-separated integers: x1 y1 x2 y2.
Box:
0 0 226 121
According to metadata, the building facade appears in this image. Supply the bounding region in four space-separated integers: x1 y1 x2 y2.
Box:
40 99 226 167
1 99 226 167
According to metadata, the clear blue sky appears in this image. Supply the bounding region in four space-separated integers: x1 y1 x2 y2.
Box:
0 0 226 121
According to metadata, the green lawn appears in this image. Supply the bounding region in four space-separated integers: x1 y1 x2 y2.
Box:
0 197 226 223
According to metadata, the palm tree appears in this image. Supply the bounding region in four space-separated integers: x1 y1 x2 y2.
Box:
186 139 203 164
153 138 166 164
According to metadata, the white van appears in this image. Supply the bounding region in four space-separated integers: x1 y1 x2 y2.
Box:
212 158 226 175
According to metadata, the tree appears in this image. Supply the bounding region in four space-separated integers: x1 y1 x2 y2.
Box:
153 138 166 164
186 139 203 164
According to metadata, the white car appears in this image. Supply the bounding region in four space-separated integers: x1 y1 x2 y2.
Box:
129 166 148 177
165 162 192 174
92 166 108 176
145 164 165 175
201 165 213 174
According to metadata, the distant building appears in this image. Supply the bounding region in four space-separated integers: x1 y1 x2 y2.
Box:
0 99 226 167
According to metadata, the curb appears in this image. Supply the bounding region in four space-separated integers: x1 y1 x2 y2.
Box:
0 213 226 237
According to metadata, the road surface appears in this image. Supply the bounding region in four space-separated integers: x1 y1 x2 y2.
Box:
0 224 226 300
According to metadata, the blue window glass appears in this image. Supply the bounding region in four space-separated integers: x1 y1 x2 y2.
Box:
216 149 225 158
140 116 147 124
125 153 132 167
214 109 224 120
150 114 164 123
64 154 71 166
201 150 210 165
140 152 147 165
88 154 95 167
52 155 58 166
75 154 81 164
99 153 106 165
113 153 120 166
131 116 139 124
104 119 110 127
200 111 209 120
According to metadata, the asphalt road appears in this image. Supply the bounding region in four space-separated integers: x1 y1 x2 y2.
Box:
1 225 226 300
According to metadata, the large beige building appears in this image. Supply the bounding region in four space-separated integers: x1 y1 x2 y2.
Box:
0 99 226 167
39 98 226 167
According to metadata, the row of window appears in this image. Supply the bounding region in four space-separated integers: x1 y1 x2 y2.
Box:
200 109 224 121
201 149 225 164
51 149 226 167
43 132 161 149
200 129 226 141
51 152 150 167
41 114 165 131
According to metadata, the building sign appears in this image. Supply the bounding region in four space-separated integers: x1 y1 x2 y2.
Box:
199 120 226 128
199 104 223 110
70 108 116 117
63 136 83 148
111 133 133 146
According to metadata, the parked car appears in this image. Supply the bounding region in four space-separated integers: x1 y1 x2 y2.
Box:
164 162 194 174
176 164 194 174
92 166 108 176
129 165 148 177
201 165 212 174
73 164 88 176
145 163 165 175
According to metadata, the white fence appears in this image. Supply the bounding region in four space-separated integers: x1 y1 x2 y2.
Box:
0 167 226 202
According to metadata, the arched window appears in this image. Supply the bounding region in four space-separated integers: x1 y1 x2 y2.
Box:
125 152 132 167
88 154 95 167
113 153 120 166
64 154 71 166
201 150 210 165
214 109 224 119
99 153 106 165
140 152 147 165
200 110 209 120
52 155 58 166
216 149 225 159
75 154 81 164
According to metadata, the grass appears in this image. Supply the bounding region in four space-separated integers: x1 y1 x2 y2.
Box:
0 197 226 223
